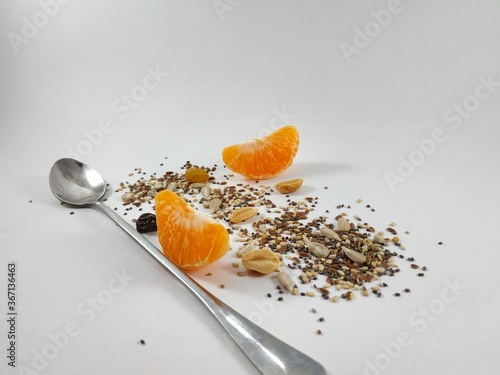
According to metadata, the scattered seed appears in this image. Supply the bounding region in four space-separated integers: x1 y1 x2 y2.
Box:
275 179 304 194
337 217 350 232
230 207 259 223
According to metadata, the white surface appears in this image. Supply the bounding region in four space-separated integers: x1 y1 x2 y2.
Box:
1 1 500 374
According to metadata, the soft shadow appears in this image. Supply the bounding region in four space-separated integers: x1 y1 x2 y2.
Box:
286 161 354 178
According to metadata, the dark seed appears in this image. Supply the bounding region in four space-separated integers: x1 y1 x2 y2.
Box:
404 288 411 293
394 293 401 297
140 339 146 345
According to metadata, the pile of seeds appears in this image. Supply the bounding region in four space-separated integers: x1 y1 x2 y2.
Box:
114 160 427 302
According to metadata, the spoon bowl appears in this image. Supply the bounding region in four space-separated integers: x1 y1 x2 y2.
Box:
49 158 107 206
48 158 326 375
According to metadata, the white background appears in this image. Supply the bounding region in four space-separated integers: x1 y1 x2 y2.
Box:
1 1 500 374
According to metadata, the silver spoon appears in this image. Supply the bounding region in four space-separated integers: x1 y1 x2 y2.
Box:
49 158 327 375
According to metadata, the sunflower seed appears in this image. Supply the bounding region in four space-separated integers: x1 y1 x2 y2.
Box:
236 243 254 258
338 217 350 232
166 182 177 191
342 246 366 264
373 232 387 244
306 241 330 258
277 271 294 292
320 226 341 241
201 185 211 198
209 198 222 213
122 192 135 202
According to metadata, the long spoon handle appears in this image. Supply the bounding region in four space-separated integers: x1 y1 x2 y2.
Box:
93 201 326 375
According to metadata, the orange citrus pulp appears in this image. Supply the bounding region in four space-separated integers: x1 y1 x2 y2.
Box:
221 125 299 180
155 190 230 269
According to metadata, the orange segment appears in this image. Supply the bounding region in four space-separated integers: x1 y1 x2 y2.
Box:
155 190 230 270
222 126 299 180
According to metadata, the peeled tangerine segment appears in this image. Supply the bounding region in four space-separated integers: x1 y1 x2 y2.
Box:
222 125 299 180
155 190 230 269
